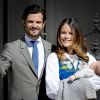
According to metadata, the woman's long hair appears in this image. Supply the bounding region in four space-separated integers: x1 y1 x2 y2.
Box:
56 18 89 62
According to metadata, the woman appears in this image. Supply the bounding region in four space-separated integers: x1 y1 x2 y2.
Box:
46 18 97 100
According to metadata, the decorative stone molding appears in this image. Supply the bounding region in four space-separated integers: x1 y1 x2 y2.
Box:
85 13 100 60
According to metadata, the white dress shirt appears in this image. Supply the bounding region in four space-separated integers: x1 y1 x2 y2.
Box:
25 34 44 79
46 52 100 99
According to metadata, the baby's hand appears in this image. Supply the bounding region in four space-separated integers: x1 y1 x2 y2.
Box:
68 75 76 81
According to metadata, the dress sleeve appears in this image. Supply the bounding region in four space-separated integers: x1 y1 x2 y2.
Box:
87 52 96 65
46 53 60 99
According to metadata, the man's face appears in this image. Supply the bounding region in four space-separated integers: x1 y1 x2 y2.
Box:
23 13 45 39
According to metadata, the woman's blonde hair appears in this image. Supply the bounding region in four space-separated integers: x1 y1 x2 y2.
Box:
56 18 89 62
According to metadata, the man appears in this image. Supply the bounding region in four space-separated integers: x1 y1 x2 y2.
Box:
0 4 52 100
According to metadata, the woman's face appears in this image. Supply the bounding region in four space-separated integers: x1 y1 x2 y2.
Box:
60 23 74 51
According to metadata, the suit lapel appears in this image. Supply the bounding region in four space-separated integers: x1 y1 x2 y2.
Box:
20 39 36 75
43 41 51 62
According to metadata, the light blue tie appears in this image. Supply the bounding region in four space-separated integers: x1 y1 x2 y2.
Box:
31 41 39 76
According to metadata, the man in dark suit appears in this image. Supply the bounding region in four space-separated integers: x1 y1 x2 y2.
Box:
0 4 52 100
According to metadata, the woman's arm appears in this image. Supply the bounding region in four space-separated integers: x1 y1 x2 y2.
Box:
68 63 95 81
46 53 60 99
68 52 96 81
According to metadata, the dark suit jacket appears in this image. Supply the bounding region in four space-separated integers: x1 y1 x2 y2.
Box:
0 38 52 100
